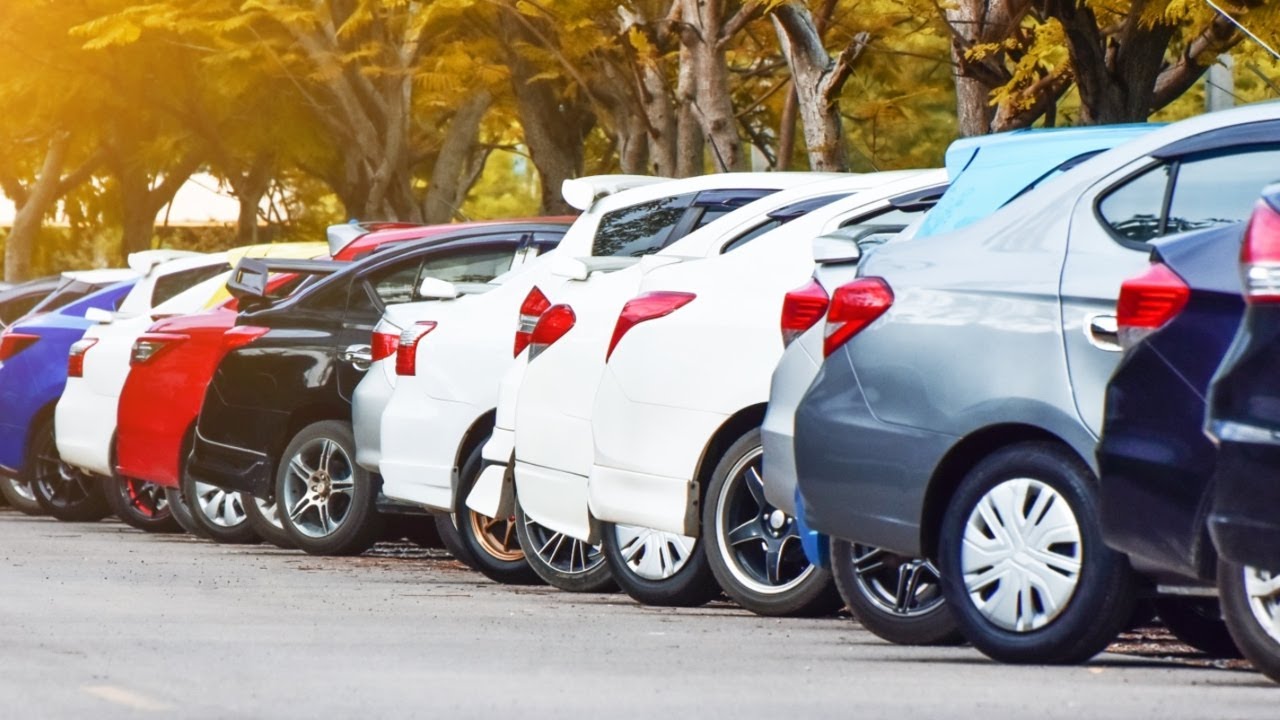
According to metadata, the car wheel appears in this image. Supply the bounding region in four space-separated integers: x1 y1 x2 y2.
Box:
705 430 841 617
831 539 962 644
180 462 260 544
937 442 1137 664
447 441 540 585
0 475 43 515
1219 559 1280 683
513 495 615 592
29 420 109 522
164 485 210 539
1153 597 1241 658
102 476 181 533
601 522 719 607
243 493 296 550
276 420 383 556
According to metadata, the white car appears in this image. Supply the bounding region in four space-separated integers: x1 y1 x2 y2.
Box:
363 173 823 583
584 171 949 609
476 174 908 596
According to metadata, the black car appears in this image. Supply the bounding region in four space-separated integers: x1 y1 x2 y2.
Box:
0 276 63 328
1206 183 1280 683
1096 222 1245 658
186 221 569 555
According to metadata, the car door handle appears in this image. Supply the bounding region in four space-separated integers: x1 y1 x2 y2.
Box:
1084 314 1122 352
340 344 373 371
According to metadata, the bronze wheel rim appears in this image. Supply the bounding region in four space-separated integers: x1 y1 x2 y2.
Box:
469 510 524 562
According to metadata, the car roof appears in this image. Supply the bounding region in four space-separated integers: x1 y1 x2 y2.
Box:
591 172 847 215
334 217 574 261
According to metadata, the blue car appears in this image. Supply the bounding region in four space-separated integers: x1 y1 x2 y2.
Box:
0 279 137 518
1097 222 1245 658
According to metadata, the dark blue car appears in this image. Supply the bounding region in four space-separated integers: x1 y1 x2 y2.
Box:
1096 222 1245 658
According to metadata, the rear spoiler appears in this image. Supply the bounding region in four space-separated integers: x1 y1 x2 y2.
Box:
813 224 907 265
227 258 343 306
326 221 423 257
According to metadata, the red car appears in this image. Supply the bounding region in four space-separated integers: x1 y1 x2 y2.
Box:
115 220 570 543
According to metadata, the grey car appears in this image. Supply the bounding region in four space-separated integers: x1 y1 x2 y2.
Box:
792 101 1280 665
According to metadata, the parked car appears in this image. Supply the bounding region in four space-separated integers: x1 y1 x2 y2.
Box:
366 174 822 584
481 173 888 597
793 102 1280 665
764 125 1159 645
0 276 60 328
1206 183 1280 682
186 223 567 555
1097 222 1247 658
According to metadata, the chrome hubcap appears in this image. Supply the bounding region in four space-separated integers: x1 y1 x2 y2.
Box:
713 446 813 594
614 525 697 581
195 482 248 528
960 478 1082 632
850 544 945 617
281 438 355 539
255 495 286 530
1244 565 1280 645
523 516 606 576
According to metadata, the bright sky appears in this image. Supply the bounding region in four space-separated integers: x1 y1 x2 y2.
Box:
0 173 244 226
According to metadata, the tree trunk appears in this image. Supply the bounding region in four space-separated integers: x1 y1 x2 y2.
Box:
675 43 705 177
228 155 273 246
3 135 71 282
638 62 677 176
423 90 493 224
678 0 747 172
942 0 1035 135
114 152 202 257
776 86 798 171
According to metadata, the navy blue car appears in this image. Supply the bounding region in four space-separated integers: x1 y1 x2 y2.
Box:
1097 222 1245 657
1205 183 1280 683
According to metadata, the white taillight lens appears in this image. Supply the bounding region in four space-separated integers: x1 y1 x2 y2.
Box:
514 286 551 356
396 321 438 376
781 279 829 347
1115 263 1189 350
68 338 98 378
823 278 893 357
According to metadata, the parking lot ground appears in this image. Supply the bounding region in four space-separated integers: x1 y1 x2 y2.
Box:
0 508 1275 719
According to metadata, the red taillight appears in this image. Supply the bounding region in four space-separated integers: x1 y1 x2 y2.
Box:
823 278 893 357
396 321 437 376
67 338 98 378
514 286 551 357
528 304 575 361
130 333 187 366
606 291 696 361
1241 199 1280 303
1115 262 1189 349
781 279 829 348
372 331 399 362
222 325 270 351
0 332 38 362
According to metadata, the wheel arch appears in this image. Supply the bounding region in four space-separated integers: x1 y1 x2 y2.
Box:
22 399 60 469
283 402 352 457
455 409 497 490
692 403 768 505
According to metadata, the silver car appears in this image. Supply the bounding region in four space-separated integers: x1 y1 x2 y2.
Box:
792 102 1280 665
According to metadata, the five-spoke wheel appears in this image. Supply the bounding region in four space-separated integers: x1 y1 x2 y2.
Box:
29 420 109 522
276 420 382 556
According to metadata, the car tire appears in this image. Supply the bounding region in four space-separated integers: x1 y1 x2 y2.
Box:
601 521 720 608
29 420 109 522
434 511 482 568
704 429 841 617
0 475 43 515
243 493 297 550
831 538 962 645
937 442 1137 665
102 476 182 533
1219 559 1280 683
276 420 383 556
1153 597 1242 658
164 485 210 539
513 495 615 593
180 461 260 544
447 441 540 585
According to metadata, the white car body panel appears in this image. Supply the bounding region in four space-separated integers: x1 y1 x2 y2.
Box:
507 171 938 541
590 170 948 536
372 173 828 513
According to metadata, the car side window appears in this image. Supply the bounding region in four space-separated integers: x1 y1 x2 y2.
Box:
419 246 516 285
1 293 43 324
1098 164 1173 242
592 192 697 257
721 220 785 254
1166 149 1280 235
368 260 423 306
151 264 232 306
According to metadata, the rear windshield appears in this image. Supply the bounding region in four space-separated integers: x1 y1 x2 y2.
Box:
27 279 96 317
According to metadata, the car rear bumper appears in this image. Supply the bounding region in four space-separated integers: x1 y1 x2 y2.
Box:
761 335 822 516
352 362 396 473
377 385 478 512
588 462 698 537
115 412 186 488
515 461 593 542
186 427 272 497
54 389 116 478
1209 439 1280 571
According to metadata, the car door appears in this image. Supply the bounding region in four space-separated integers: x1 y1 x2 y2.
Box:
1061 137 1280 437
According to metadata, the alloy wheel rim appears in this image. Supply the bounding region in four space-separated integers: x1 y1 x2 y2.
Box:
194 481 248 528
850 544 946 617
469 510 524 562
713 446 813 594
281 438 356 539
122 478 169 519
522 515 605 576
5 476 35 503
1244 565 1280 645
613 525 697 581
34 440 94 509
960 477 1082 632
255 495 286 530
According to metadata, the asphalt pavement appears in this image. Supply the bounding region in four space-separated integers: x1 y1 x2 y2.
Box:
0 508 1275 719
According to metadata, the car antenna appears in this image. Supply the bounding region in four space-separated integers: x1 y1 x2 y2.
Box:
1205 0 1279 61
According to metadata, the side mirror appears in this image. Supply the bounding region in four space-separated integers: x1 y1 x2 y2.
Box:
84 307 115 324
550 256 590 282
812 233 863 265
418 277 460 300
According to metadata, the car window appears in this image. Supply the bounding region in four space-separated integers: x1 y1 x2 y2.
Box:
0 292 44 325
151 264 232 307
28 279 93 316
720 193 853 254
721 220 785 254
1166 149 1280 235
346 279 381 326
419 246 515 285
368 260 422 306
592 193 697 257
1098 164 1174 242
